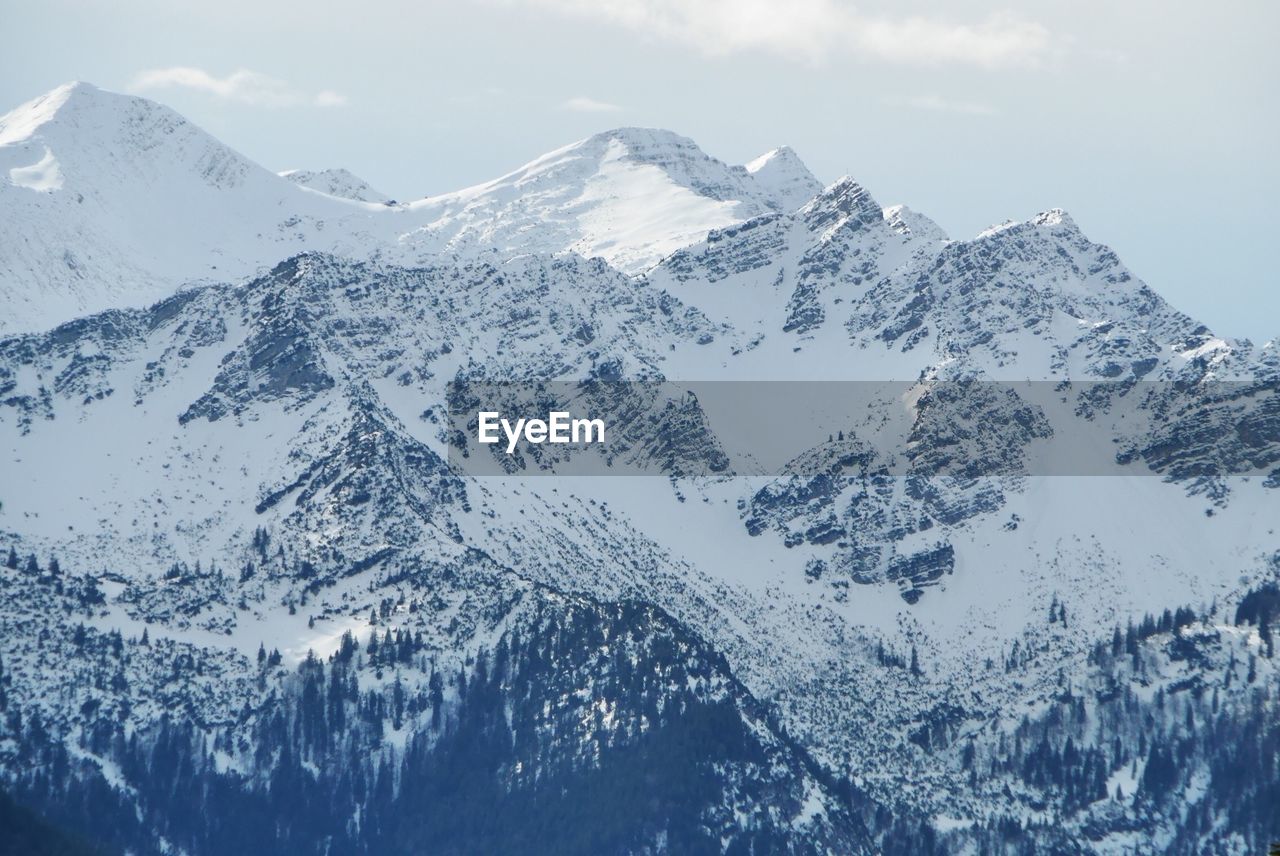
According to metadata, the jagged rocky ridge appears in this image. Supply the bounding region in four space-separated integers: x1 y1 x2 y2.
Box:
1 83 1279 854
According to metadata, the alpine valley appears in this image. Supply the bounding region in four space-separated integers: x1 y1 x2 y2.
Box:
1 82 1278 855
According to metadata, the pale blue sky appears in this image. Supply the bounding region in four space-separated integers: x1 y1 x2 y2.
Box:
2 0 1276 341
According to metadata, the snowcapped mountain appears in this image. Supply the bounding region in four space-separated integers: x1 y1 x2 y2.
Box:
0 83 391 335
279 167 389 203
741 145 825 211
398 127 819 274
0 84 819 335
1 83 1278 855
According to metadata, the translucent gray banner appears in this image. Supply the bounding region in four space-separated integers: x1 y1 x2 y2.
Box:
445 379 1280 478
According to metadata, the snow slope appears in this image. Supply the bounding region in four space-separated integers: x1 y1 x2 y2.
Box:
741 146 825 211
399 128 814 273
279 167 389 203
1 81 1278 854
0 84 824 334
0 83 398 334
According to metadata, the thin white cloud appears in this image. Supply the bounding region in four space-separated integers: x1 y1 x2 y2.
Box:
313 90 350 108
886 94 997 116
561 96 623 112
130 67 348 108
509 0 1050 68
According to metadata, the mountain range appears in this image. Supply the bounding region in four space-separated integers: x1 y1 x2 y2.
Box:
1 82 1278 855
0 82 824 335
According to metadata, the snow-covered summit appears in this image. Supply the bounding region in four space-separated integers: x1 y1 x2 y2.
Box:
0 82 382 334
400 127 812 273
280 167 389 203
0 81 257 190
799 176 884 235
0 80 84 145
0 85 835 332
741 145 823 211
883 204 948 243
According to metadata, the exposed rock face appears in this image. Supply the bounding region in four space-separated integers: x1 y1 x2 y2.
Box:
1 84 1279 855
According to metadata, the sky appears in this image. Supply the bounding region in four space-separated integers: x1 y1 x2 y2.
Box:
1 0 1277 341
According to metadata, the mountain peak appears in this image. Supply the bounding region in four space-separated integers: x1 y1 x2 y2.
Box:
588 126 697 148
280 168 389 203
407 126 785 273
742 145 822 211
0 82 365 334
743 145 796 172
800 176 882 234
580 127 771 206
883 204 949 243
1030 207 1076 229
0 81 101 145
0 81 223 163
976 207 1079 241
0 80 271 196
575 128 820 213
